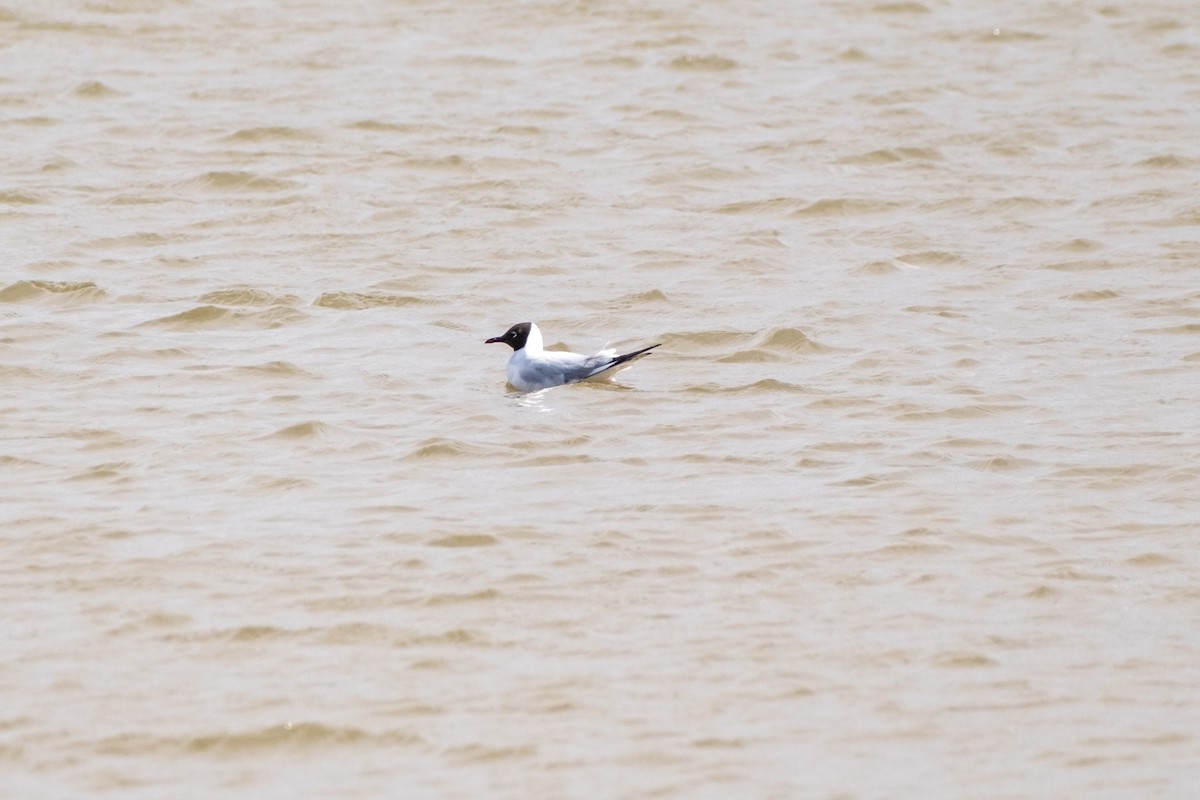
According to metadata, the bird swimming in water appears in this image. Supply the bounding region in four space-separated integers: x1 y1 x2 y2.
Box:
485 322 660 392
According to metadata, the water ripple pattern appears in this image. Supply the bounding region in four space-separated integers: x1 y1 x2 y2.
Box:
2 1 1199 797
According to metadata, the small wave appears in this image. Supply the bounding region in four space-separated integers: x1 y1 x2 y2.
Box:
198 287 297 306
894 250 965 268
426 534 498 548
585 55 640 68
931 651 997 668
89 346 192 364
346 119 431 133
683 379 808 394
494 125 542 136
966 456 1038 472
805 397 865 409
443 55 515 68
639 108 701 122
978 29 1046 43
230 625 290 642
427 178 519 196
790 198 898 216
424 589 500 606
1089 188 1180 210
138 305 306 330
512 454 598 466
266 420 329 439
857 260 901 275
234 361 313 377
317 623 395 644
904 304 967 318
716 196 808 215
1053 238 1103 253
755 326 829 352
662 329 752 347
1136 154 1195 169
400 154 466 170
138 305 223 326
0 454 44 467
624 288 669 303
668 54 738 71
717 349 782 363
692 736 748 749
872 2 930 13
313 291 428 310
60 427 124 442
737 229 786 248
837 147 941 165
0 191 42 204
1044 259 1115 272
74 80 120 97
1064 290 1120 301
1161 42 1195 57
223 126 316 142
252 476 316 491
935 437 1000 449
11 115 59 128
663 327 828 358
1125 553 1176 566
1169 206 1200 226
447 743 537 763
87 231 180 249
719 328 829 360
407 438 496 459
870 542 954 557
676 452 778 467
68 462 134 482
984 196 1071 213
652 166 744 184
1051 464 1155 479
606 288 669 308
0 280 105 303
897 404 1018 421
189 171 295 192
106 613 191 637
96 723 418 756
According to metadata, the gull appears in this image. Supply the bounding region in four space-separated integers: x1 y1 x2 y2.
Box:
485 322 660 392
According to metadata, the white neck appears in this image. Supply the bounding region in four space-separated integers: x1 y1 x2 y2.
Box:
524 322 545 354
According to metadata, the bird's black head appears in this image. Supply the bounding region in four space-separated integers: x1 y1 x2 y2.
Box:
485 322 532 351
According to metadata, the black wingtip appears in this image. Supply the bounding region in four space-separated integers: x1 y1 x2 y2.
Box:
610 343 661 366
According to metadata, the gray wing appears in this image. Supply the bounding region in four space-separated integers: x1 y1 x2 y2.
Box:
508 350 596 390
515 345 661 389
535 350 609 385
513 356 577 389
570 344 662 384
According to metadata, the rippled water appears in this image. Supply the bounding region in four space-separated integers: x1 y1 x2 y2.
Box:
3 0 1199 797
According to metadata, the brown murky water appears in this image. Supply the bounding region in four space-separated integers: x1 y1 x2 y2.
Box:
3 0 1199 796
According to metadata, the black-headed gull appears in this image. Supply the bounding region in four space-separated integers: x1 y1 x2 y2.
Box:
485 322 660 392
